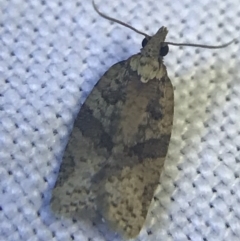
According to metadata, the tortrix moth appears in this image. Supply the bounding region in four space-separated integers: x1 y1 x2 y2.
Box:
51 1 235 238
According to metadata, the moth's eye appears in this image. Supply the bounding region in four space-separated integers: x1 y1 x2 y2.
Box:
142 37 148 47
159 44 169 57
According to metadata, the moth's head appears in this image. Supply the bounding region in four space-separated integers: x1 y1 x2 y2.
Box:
141 26 169 60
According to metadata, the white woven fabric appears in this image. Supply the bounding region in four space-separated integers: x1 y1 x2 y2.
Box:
1 0 240 240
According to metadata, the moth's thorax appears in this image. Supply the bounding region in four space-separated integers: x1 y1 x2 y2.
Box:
129 26 168 83
130 54 167 83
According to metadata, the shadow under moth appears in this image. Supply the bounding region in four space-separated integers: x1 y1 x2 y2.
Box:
51 1 236 239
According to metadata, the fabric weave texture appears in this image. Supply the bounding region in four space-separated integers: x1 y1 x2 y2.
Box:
0 0 240 240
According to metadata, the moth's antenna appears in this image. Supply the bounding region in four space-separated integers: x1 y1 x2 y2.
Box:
93 0 236 49
92 0 149 38
164 39 237 49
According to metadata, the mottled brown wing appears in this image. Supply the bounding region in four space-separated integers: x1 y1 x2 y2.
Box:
51 54 174 238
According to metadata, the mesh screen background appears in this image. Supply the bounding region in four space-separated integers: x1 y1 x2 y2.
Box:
1 0 240 240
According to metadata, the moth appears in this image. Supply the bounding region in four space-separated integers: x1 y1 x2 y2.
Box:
51 1 235 239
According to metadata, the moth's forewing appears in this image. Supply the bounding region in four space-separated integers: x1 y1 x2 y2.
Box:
51 53 174 238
